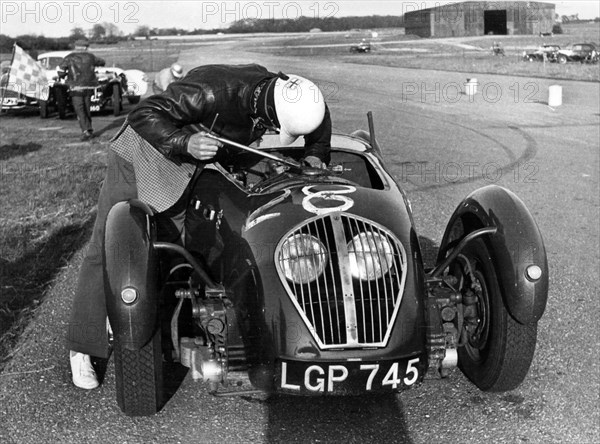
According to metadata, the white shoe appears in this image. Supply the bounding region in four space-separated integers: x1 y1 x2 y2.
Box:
70 351 99 390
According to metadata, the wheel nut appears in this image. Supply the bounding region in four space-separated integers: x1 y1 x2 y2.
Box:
121 287 138 304
526 265 543 281
207 318 225 334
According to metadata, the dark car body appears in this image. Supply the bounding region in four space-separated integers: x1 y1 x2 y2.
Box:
103 124 549 416
41 68 125 119
37 51 147 119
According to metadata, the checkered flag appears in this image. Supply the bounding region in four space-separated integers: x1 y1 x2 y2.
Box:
6 44 50 101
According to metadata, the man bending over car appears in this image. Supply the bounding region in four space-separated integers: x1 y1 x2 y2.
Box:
66 63 332 389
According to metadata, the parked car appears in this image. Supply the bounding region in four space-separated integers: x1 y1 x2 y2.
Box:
556 43 598 64
522 44 561 62
36 51 148 119
0 60 39 112
103 114 549 416
350 40 371 53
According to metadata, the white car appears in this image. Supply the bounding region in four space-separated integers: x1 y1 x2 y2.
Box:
1 60 38 111
38 51 148 99
36 51 149 118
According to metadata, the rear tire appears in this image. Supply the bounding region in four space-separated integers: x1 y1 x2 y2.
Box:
55 87 68 120
456 239 537 392
557 54 567 64
114 329 163 416
39 100 49 118
112 85 122 116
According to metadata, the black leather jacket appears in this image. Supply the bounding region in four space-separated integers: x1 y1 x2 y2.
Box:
127 64 331 164
58 52 105 89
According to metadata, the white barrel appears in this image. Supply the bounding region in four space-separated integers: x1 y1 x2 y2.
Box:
465 78 478 96
548 85 562 107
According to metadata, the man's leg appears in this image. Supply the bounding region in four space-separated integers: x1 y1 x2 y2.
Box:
67 150 137 359
71 91 93 137
82 91 93 133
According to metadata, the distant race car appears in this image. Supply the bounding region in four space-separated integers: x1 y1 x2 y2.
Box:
350 41 371 53
522 44 561 62
556 43 598 64
37 50 149 119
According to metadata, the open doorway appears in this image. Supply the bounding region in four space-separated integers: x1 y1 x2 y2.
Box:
484 10 507 35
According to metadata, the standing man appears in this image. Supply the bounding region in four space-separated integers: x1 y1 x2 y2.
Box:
152 63 184 94
58 40 105 140
67 64 331 389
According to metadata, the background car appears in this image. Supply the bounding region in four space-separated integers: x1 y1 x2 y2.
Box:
37 51 148 119
522 44 561 62
556 43 598 64
0 60 39 112
350 40 372 53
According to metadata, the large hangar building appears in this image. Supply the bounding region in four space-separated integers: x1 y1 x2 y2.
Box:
404 1 555 38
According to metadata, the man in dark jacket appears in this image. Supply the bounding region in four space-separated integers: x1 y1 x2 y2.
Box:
67 64 332 389
58 40 105 140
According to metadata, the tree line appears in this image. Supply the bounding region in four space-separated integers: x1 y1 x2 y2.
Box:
1 15 405 54
0 23 131 55
134 15 403 37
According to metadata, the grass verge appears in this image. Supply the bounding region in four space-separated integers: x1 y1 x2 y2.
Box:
0 114 107 371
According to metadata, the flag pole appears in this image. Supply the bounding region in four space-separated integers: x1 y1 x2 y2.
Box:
0 43 16 115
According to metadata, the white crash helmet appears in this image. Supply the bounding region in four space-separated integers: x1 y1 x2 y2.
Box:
273 75 325 145
170 63 184 79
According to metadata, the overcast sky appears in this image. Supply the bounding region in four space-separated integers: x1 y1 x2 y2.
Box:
1 1 599 37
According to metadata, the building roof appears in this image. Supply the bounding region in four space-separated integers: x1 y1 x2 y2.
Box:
404 1 555 15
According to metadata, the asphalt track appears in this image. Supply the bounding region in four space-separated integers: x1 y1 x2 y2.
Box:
1 41 599 443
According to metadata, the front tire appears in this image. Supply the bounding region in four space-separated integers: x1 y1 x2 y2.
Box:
557 54 567 64
455 239 537 392
114 329 163 416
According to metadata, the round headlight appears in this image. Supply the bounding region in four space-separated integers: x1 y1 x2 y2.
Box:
348 232 394 281
280 234 328 284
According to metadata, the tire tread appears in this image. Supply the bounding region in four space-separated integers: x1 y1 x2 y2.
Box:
114 330 163 416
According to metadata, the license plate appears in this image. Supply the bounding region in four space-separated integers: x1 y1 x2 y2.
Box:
90 105 100 112
277 357 421 393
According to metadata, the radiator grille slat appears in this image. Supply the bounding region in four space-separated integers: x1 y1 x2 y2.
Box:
276 213 407 349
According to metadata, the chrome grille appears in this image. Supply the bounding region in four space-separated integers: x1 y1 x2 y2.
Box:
275 213 407 349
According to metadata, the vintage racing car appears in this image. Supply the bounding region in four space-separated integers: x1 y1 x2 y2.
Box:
522 44 561 62
37 51 148 118
104 114 548 416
